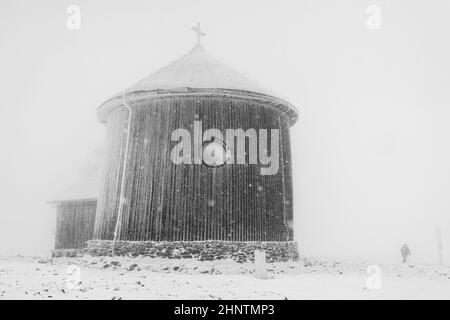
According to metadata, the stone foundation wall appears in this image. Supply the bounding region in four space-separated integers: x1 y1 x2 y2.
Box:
87 240 299 263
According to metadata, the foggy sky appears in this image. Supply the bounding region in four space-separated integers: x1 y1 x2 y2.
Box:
1 0 450 264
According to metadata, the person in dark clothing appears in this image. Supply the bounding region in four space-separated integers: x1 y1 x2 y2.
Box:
400 243 411 264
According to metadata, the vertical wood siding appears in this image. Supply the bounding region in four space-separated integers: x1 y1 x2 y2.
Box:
94 96 294 242
55 200 97 249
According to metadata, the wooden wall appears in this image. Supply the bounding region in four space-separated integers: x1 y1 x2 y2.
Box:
94 95 294 242
55 200 97 249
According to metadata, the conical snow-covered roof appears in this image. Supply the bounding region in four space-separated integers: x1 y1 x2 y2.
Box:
97 44 298 125
128 45 271 95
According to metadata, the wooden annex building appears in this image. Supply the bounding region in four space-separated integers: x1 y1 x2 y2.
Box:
48 165 101 255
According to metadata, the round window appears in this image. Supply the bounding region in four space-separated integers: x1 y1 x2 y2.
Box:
202 139 231 167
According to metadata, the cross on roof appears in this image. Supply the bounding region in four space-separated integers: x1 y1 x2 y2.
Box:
191 22 206 47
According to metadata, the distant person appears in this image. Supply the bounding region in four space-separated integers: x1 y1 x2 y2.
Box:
400 243 411 264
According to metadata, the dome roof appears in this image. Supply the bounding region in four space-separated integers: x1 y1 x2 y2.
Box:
97 45 298 125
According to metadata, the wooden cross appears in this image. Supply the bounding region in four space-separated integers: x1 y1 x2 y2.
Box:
191 22 206 46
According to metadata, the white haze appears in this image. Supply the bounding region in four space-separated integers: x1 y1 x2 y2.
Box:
1 0 450 265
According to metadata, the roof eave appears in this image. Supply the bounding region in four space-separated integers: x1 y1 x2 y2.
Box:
97 88 299 126
47 198 98 205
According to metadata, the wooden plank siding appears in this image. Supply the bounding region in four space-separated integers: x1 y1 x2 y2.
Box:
55 200 97 249
94 95 294 242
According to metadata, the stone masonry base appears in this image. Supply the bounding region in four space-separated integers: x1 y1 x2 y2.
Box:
86 240 299 263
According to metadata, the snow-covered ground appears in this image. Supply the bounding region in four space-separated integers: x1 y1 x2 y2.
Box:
0 255 449 299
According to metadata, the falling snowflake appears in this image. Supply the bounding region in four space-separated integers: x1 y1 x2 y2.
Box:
208 199 216 207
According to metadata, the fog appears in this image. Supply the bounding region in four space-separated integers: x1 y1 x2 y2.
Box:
1 0 450 264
